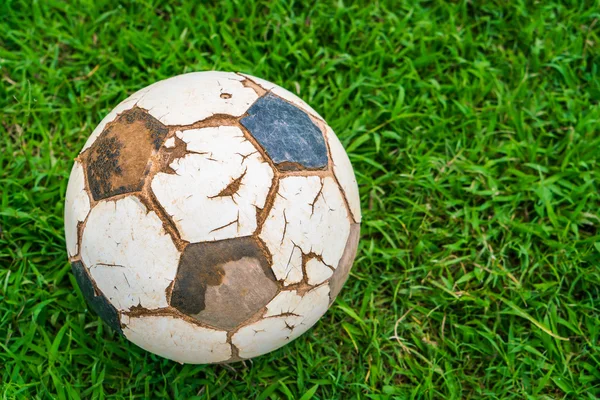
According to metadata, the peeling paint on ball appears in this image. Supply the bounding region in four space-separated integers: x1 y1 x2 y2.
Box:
64 71 361 364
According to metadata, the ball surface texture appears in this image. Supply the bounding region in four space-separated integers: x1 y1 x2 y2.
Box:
65 71 361 364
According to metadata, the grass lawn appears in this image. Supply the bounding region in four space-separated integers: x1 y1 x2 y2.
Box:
2 0 600 398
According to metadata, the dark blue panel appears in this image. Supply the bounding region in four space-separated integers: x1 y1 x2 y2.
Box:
71 260 122 334
241 94 328 170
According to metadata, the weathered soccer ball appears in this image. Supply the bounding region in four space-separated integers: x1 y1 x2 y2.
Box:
64 71 361 364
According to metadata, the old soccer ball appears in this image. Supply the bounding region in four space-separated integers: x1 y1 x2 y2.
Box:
64 71 361 364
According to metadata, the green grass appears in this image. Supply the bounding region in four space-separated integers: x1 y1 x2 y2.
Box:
1 0 600 398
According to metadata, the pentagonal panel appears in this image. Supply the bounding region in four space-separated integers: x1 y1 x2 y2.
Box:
240 93 328 171
259 176 351 286
64 161 90 257
135 71 258 125
80 196 180 311
121 315 230 364
232 285 330 359
84 108 168 201
71 260 122 333
151 126 274 243
170 237 278 330
325 125 362 223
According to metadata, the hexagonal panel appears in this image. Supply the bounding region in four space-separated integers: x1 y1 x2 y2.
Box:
80 195 180 311
151 126 274 243
259 176 351 286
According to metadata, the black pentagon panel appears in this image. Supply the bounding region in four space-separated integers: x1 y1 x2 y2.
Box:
240 93 328 171
71 260 122 334
85 108 168 201
171 237 278 330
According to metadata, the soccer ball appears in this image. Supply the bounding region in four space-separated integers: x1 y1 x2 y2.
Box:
65 71 361 364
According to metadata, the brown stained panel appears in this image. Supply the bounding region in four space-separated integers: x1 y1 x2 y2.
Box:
85 108 168 201
170 237 278 330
